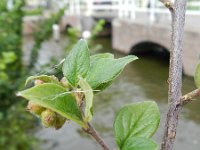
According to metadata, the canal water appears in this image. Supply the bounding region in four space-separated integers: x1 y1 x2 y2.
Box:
34 37 200 150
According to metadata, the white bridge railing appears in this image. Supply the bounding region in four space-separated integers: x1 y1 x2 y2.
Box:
65 0 200 22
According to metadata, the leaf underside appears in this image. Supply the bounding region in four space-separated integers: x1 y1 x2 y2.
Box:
18 83 84 126
79 77 94 122
25 75 60 86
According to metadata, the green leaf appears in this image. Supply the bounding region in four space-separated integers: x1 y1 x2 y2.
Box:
25 75 60 86
0 112 3 120
194 63 200 88
86 55 138 90
2 52 17 64
0 72 8 80
122 137 158 150
89 53 114 74
0 61 6 70
90 53 114 63
62 39 90 86
114 101 160 149
79 78 94 122
89 53 114 76
17 83 84 126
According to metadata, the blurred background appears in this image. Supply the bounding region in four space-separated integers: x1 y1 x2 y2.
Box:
0 0 200 149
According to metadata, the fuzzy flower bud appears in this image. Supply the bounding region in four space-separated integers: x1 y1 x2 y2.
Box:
60 77 70 89
34 79 44 85
55 114 67 130
27 101 45 116
51 75 59 81
41 109 57 128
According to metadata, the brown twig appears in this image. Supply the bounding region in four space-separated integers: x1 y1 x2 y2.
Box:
181 88 200 105
159 0 174 10
161 0 187 150
75 90 110 150
83 123 110 150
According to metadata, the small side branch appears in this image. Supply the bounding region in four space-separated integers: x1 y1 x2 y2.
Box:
83 123 110 150
160 0 174 10
181 88 200 105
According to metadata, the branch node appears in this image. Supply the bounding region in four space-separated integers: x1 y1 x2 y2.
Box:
160 0 174 10
83 123 110 150
169 131 176 139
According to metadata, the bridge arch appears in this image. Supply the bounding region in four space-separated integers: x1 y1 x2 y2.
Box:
65 24 72 31
130 41 170 60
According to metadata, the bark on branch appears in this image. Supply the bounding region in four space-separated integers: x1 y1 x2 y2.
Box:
83 123 110 150
161 0 187 150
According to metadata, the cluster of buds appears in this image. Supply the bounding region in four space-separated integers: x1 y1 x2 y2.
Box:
27 101 67 129
26 77 71 130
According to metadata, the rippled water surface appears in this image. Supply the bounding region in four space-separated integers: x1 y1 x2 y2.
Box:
34 38 200 150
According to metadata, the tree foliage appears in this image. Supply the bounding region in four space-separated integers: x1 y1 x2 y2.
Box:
19 40 160 150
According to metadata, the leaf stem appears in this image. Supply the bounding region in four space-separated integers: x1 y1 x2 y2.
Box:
83 123 110 150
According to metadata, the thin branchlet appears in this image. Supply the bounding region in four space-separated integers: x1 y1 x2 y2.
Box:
159 0 174 10
181 88 200 105
83 123 110 150
74 91 110 150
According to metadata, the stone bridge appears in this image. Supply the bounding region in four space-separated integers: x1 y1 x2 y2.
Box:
23 0 200 76
112 11 200 76
64 0 200 76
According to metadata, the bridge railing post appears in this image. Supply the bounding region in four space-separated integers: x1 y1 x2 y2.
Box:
150 0 156 23
124 0 129 18
118 0 123 18
130 0 136 20
118 0 129 19
85 0 93 16
69 0 75 15
74 0 80 15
